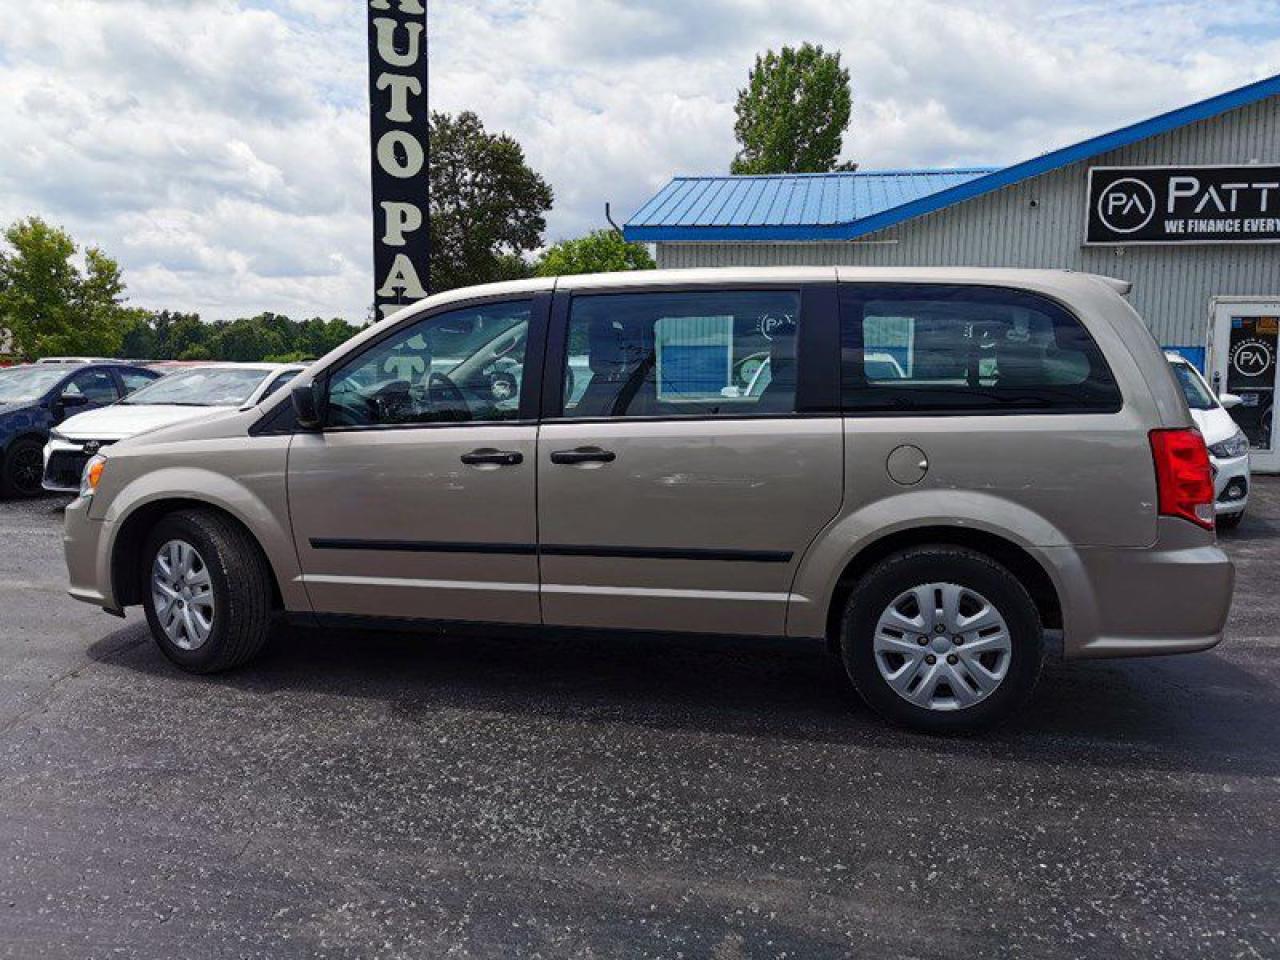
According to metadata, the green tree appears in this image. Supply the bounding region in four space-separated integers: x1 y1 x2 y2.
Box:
0 217 132 358
0 218 367 363
178 343 213 361
297 316 360 359
210 315 285 362
430 111 554 292
534 229 656 277
731 43 855 174
262 350 313 364
163 313 211 360
119 308 156 359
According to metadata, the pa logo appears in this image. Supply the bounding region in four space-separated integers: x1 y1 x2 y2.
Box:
1097 177 1156 234
1231 339 1274 378
759 314 796 341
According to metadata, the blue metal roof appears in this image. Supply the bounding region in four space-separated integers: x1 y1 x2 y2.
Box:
624 72 1280 244
624 169 997 242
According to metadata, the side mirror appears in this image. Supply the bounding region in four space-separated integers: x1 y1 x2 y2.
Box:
58 393 90 412
291 380 325 429
1219 392 1243 410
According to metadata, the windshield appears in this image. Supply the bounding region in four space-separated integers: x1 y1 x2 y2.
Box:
1169 360 1217 411
0 366 69 403
121 368 268 406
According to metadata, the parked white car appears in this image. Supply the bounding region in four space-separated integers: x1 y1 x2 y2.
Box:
1166 352 1249 528
42 363 305 493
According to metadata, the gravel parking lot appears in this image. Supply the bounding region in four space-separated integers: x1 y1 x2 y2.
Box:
0 486 1277 959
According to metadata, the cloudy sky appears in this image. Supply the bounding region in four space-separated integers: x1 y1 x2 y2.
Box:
2 0 1279 321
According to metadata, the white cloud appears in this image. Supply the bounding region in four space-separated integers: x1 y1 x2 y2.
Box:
0 0 1278 320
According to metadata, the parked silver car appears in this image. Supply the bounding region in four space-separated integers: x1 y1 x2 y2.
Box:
61 268 1234 731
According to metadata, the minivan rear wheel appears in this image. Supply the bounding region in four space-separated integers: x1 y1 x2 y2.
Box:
840 546 1044 732
141 509 274 673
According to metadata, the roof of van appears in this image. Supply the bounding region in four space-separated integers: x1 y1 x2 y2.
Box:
378 267 1133 328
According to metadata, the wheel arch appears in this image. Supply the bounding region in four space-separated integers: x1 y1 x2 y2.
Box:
3 429 51 450
821 525 1063 653
110 497 286 611
1 430 52 463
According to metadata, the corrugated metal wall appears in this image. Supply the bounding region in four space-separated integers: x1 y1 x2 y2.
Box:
656 97 1280 349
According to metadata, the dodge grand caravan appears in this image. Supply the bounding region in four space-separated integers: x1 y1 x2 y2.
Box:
62 268 1234 731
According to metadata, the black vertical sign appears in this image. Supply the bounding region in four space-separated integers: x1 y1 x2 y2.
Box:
368 0 429 319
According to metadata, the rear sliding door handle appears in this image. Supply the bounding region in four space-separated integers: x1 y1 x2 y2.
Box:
460 448 523 466
549 446 616 465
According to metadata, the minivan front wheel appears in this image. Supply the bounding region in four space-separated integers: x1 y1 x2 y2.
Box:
141 509 274 673
840 546 1044 732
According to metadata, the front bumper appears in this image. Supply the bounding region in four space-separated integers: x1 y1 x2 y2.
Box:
1053 519 1234 659
63 493 120 613
1210 452 1249 516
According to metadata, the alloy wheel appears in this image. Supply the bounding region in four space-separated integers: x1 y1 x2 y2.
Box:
151 539 215 651
12 445 43 494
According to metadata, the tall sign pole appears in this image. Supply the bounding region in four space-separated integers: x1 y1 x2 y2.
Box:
367 0 429 319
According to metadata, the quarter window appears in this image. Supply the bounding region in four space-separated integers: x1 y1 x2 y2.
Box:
559 290 801 418
840 285 1122 413
325 301 531 427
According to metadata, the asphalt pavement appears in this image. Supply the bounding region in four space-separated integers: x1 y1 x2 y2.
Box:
0 485 1276 959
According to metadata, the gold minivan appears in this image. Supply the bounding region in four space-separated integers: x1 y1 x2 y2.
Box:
62 268 1234 731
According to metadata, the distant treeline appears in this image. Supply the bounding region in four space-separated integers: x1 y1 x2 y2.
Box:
121 310 364 363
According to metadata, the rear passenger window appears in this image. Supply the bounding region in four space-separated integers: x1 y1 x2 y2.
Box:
560 290 801 418
840 285 1121 413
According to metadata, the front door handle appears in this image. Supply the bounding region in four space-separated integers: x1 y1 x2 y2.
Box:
550 446 616 465
460 448 523 466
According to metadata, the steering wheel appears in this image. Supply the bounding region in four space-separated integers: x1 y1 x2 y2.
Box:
427 372 469 419
366 379 413 422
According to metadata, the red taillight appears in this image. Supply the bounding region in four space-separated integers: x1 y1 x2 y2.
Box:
1150 428 1215 530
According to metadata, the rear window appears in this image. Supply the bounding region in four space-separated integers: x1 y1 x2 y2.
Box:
1168 360 1217 411
840 284 1122 414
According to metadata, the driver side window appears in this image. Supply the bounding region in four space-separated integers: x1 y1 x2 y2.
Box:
325 300 531 428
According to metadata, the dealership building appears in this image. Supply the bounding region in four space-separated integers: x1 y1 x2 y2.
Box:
624 74 1280 471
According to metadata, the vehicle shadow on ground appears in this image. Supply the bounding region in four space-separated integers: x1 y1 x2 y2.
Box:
88 614 1279 779
1220 516 1280 543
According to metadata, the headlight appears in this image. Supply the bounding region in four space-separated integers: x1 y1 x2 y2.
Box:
1208 430 1249 459
80 453 107 498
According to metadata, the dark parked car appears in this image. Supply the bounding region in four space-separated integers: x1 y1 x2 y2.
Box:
0 363 160 497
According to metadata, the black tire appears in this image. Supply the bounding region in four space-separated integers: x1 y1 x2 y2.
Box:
141 509 274 673
1 437 46 498
1217 510 1244 530
839 546 1044 733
